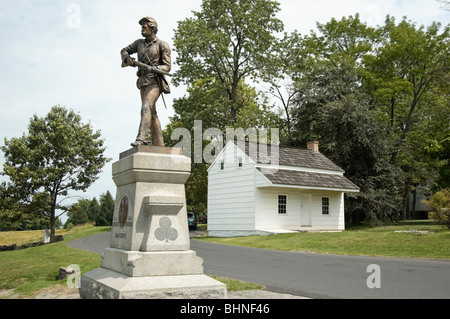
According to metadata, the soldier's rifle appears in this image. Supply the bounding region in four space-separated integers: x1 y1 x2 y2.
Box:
131 60 174 77
122 59 173 109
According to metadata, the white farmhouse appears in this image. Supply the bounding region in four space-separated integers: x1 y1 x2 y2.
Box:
207 140 359 237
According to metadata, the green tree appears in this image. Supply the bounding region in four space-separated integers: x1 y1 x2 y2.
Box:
290 63 402 224
1 106 110 241
424 137 450 190
364 17 449 159
169 78 281 133
267 14 380 145
262 31 303 145
173 0 284 123
95 191 115 226
0 185 51 230
424 189 450 229
288 15 403 224
287 14 448 223
87 197 101 224
363 17 449 218
66 199 92 226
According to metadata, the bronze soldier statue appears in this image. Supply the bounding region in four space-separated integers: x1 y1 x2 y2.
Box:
121 17 171 147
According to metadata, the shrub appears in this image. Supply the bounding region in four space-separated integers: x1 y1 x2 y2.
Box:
424 189 450 229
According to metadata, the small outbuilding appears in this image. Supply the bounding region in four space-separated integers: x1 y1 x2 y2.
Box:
207 140 359 237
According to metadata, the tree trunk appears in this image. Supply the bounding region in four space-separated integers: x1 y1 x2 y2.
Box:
351 209 361 226
390 97 395 127
402 179 412 220
50 193 57 243
411 186 417 219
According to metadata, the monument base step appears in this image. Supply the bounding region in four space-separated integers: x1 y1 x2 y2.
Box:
80 267 227 299
101 248 204 277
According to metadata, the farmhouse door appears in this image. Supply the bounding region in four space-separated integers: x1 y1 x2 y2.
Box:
301 193 312 226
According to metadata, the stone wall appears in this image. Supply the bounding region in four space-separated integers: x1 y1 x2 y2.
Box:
0 235 64 252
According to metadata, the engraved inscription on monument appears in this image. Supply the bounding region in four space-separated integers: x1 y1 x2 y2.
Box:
118 196 129 228
154 217 178 243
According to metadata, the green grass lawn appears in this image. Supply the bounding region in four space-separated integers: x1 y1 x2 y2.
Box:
210 276 264 291
0 225 109 296
197 220 450 259
0 223 102 246
0 224 263 297
1 220 447 298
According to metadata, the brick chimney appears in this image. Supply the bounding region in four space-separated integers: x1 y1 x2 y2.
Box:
307 141 320 153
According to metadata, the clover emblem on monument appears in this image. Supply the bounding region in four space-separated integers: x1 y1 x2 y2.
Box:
154 217 178 243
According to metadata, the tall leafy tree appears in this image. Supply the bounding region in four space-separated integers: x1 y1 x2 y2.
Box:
263 30 303 144
290 62 402 224
87 197 101 224
173 0 284 123
268 14 379 145
286 14 449 223
363 17 449 218
96 191 115 226
288 15 403 224
424 136 450 190
364 17 449 160
1 106 110 241
0 183 52 230
66 199 91 226
169 78 280 133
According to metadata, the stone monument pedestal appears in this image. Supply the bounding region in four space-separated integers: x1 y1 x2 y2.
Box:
80 146 227 299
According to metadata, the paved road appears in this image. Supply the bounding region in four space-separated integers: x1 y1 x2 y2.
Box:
68 231 450 299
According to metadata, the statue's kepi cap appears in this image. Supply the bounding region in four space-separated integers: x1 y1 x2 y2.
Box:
139 17 158 29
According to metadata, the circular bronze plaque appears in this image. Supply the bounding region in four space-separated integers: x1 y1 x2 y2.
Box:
118 196 129 228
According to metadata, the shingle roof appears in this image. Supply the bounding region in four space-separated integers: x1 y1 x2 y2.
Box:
234 140 343 172
257 168 360 190
234 141 359 191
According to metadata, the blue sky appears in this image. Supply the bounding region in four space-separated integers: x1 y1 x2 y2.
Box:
0 0 448 221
